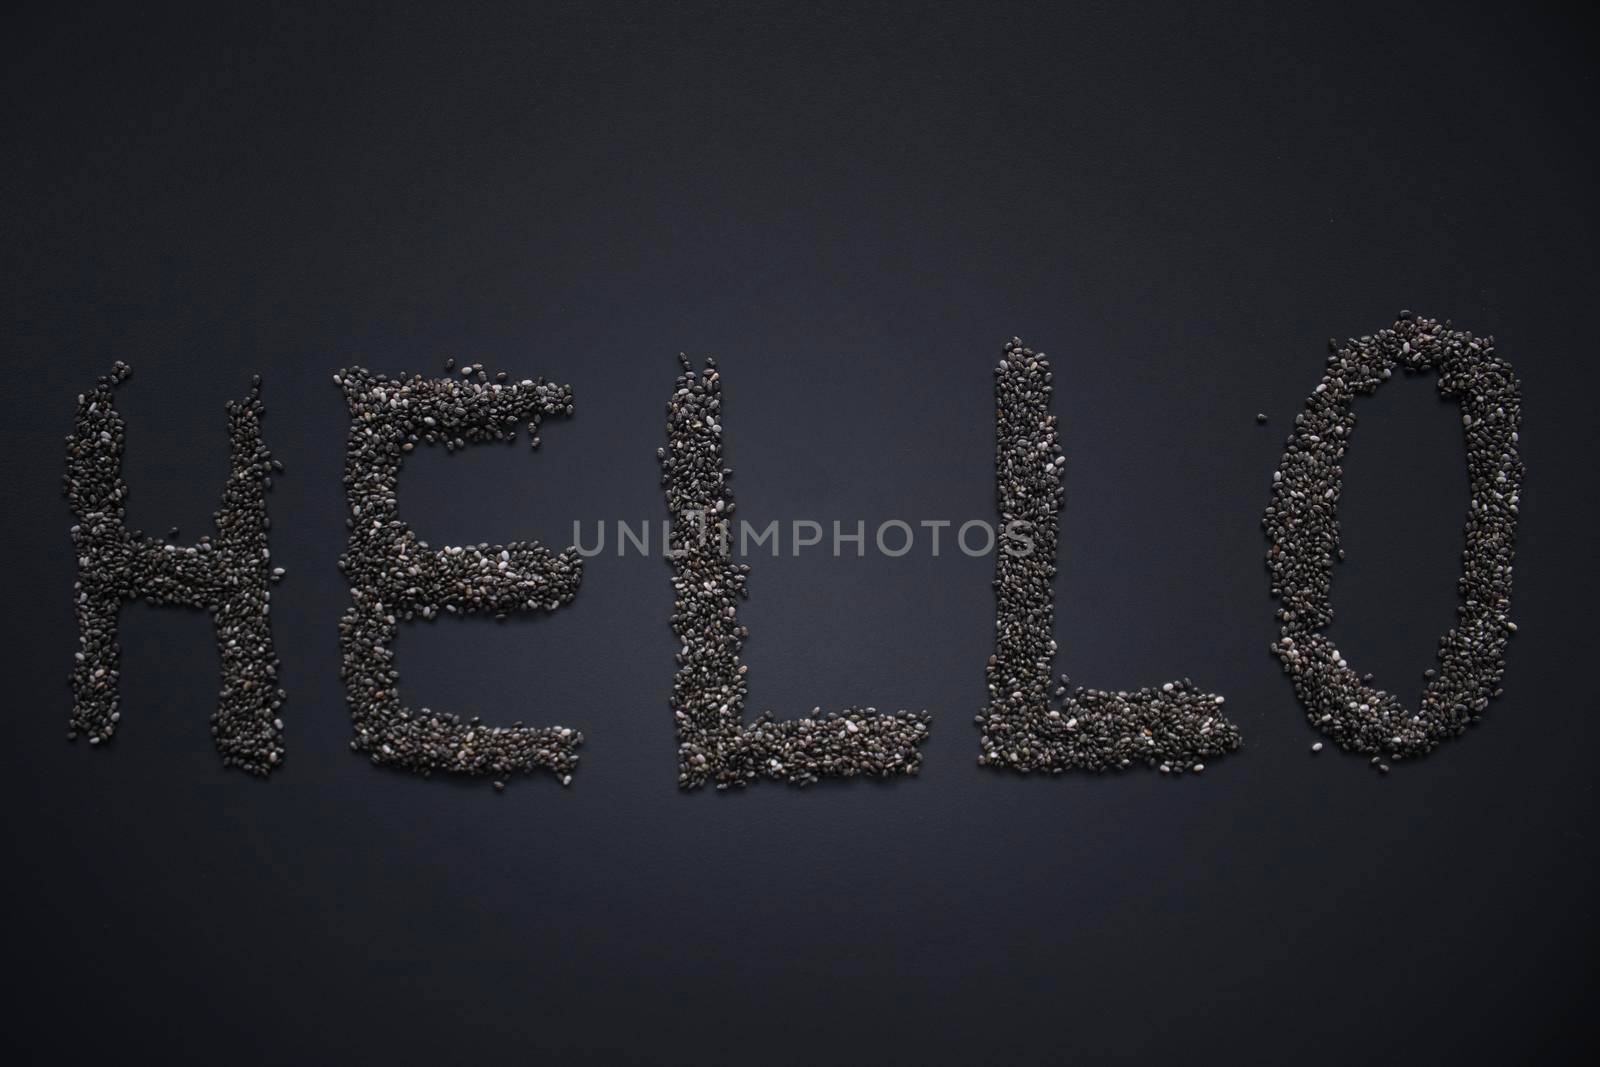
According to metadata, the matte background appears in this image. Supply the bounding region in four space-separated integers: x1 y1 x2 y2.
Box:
3 2 1595 1063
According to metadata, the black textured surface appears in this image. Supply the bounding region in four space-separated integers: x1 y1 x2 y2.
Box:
2 2 1595 1063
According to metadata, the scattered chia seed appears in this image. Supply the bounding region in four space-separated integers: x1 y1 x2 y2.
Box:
659 355 930 788
1263 314 1522 769
979 339 1243 774
64 362 286 774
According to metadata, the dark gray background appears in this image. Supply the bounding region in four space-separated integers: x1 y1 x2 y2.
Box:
3 2 1595 1063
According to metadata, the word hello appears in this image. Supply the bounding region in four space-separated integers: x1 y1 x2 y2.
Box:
62 313 1523 788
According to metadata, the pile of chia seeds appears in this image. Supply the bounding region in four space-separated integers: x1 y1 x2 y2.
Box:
334 362 584 785
64 362 286 774
979 339 1243 775
659 354 931 788
1263 313 1522 770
